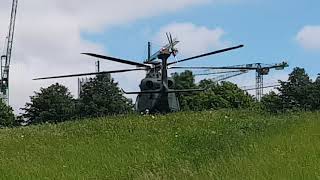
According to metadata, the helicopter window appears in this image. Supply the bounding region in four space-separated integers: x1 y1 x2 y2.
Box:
146 81 154 89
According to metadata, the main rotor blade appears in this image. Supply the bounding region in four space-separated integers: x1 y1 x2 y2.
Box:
166 33 171 44
167 45 244 66
82 53 150 68
33 68 146 80
170 66 256 70
122 89 162 94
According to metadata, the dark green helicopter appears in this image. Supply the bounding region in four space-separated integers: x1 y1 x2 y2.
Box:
34 33 243 113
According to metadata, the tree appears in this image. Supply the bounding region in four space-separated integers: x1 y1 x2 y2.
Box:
77 74 133 118
309 75 320 110
199 80 255 109
278 67 313 110
172 70 199 110
21 83 76 124
172 70 197 90
261 91 282 113
263 67 320 112
0 100 15 127
172 72 255 111
181 90 230 111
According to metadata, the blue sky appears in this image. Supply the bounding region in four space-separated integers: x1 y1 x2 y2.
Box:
83 0 320 77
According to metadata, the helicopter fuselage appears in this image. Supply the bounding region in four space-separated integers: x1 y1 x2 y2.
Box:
135 71 180 113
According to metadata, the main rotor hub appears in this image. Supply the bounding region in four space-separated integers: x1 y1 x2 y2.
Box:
158 48 171 60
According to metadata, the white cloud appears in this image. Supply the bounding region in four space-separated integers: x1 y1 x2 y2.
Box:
154 23 229 57
296 25 320 51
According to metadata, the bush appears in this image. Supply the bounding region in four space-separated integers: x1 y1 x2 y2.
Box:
0 100 15 127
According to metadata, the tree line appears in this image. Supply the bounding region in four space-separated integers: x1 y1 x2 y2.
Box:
0 74 133 127
0 67 319 127
261 67 320 113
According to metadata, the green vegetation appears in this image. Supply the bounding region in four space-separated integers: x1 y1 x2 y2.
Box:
1 67 318 179
77 74 133 118
1 110 319 179
173 70 255 111
21 83 76 124
0 99 15 127
173 67 320 113
263 67 320 112
12 67 319 126
20 74 133 125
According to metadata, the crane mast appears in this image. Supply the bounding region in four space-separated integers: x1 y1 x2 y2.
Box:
1 0 18 104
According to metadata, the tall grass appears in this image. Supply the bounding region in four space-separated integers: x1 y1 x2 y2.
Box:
0 110 319 179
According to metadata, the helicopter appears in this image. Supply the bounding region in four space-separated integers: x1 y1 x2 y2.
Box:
34 33 244 113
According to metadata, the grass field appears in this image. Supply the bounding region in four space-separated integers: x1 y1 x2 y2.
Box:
0 110 319 179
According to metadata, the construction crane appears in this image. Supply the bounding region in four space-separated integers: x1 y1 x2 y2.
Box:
171 61 289 101
1 0 18 104
216 62 289 101
194 69 249 83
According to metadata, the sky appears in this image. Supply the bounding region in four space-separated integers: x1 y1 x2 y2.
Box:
0 0 319 113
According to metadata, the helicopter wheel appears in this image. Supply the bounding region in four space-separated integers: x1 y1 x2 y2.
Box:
140 109 150 115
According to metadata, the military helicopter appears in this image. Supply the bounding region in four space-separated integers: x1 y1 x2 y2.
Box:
34 33 243 113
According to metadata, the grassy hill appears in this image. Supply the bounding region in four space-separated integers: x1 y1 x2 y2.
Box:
0 110 319 179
